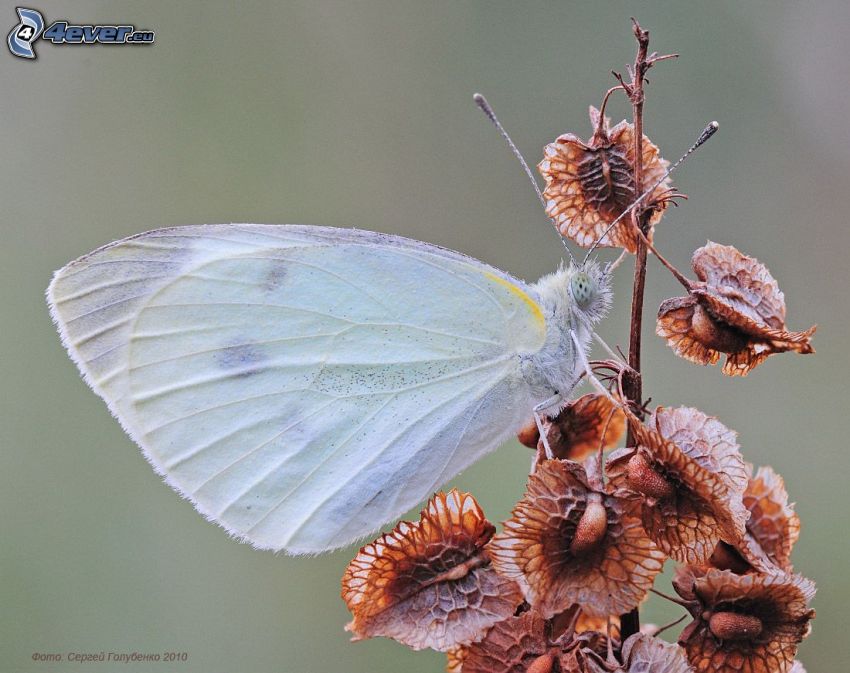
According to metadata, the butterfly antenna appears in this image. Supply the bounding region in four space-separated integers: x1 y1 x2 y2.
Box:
474 93 577 265
583 121 720 265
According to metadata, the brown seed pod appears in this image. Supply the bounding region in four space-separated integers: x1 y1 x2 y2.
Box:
463 610 609 673
690 300 750 353
489 460 663 618
517 418 541 449
570 495 609 556
585 633 693 673
538 107 672 252
707 611 764 641
674 567 815 673
709 542 752 575
526 653 556 673
710 464 802 575
528 393 627 461
741 466 800 571
341 489 522 651
657 242 816 376
625 452 675 500
607 406 749 564
462 612 550 673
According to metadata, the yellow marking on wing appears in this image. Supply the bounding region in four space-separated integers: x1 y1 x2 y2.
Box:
482 271 546 333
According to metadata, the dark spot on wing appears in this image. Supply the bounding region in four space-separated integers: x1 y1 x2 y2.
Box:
264 260 288 293
214 341 267 378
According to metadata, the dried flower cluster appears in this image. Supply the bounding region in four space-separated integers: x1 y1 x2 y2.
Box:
342 489 522 651
489 459 664 619
656 243 816 376
673 566 814 673
607 406 749 564
341 19 815 673
519 393 626 463
538 105 674 253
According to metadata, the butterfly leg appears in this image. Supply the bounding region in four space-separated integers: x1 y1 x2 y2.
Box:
533 393 562 461
571 329 620 404
606 249 629 272
593 332 626 364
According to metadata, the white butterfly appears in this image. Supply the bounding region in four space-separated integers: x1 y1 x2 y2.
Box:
47 224 611 554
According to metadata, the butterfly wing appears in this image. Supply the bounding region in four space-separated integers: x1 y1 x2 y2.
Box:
48 225 546 553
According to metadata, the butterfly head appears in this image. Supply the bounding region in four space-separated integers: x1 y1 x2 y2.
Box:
569 270 594 308
529 260 611 328
568 260 611 325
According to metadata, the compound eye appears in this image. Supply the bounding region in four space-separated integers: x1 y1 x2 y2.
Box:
570 272 595 308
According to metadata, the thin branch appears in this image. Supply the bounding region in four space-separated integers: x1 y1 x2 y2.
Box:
648 53 679 65
650 613 689 638
595 406 618 490
650 587 693 609
593 85 626 142
619 16 652 645
634 226 693 290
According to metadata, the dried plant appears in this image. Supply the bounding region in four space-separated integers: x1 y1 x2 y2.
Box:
460 609 609 673
341 489 521 651
539 107 674 252
519 393 626 463
656 243 816 376
673 566 815 673
585 633 692 673
341 19 815 672
709 464 801 576
606 406 749 564
488 459 664 619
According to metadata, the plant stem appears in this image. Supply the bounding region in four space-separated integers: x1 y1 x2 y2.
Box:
619 16 652 644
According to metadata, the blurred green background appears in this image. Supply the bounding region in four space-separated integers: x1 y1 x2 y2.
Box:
2 2 847 671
